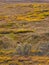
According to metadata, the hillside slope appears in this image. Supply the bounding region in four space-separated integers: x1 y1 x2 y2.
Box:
0 2 49 65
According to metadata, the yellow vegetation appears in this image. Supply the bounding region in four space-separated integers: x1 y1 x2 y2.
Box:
0 3 49 22
0 28 35 33
0 3 49 65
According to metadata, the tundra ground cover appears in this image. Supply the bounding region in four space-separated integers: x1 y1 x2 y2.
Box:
0 2 49 65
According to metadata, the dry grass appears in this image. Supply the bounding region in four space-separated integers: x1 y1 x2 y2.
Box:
0 3 49 22
0 2 49 65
